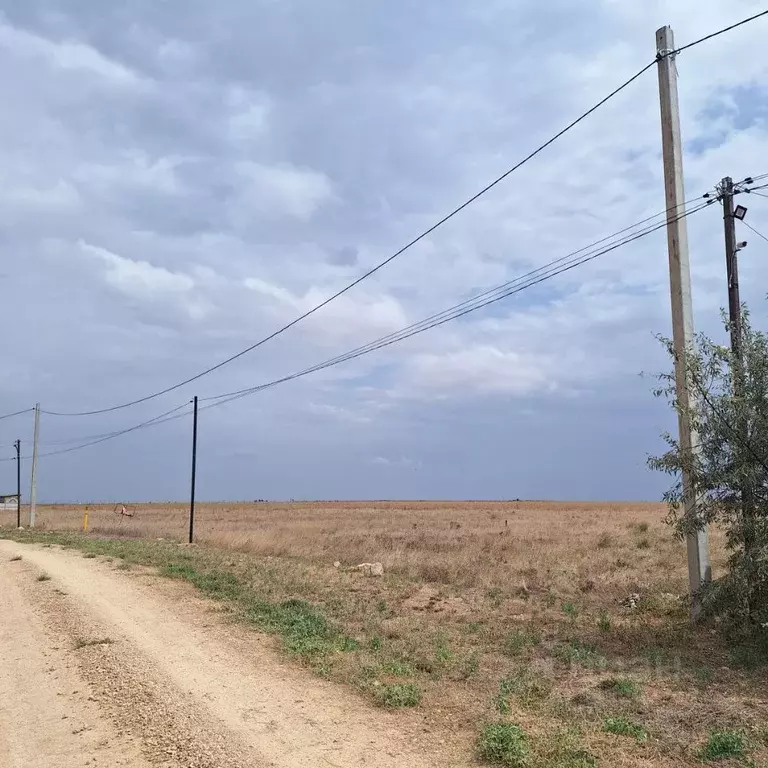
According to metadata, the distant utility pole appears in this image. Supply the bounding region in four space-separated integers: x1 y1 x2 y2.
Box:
29 403 40 528
14 439 21 529
656 25 711 620
189 396 198 545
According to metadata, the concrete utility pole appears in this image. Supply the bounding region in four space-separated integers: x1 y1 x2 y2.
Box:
656 25 711 619
29 403 40 528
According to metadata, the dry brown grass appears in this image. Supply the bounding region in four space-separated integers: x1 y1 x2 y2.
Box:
4 500 766 767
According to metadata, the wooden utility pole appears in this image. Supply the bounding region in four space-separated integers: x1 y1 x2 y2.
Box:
719 177 754 564
189 396 198 545
720 178 742 356
29 403 40 528
14 439 21 529
656 25 711 619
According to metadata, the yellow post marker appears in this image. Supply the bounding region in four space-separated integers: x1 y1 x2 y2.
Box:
83 511 89 532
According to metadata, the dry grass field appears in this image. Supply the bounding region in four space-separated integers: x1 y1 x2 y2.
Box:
3 500 767 767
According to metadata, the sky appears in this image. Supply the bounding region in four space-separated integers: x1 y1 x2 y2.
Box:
0 0 767 503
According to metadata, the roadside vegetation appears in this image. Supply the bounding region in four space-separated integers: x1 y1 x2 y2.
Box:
3 498 767 766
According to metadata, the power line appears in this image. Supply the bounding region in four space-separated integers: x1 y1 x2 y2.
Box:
41 11 768 419
671 8 768 55
0 407 33 422
742 220 768 244
200 201 712 411
0 401 192 462
24 200 712 460
44 64 660 418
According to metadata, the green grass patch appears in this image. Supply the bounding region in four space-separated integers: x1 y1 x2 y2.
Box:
597 611 611 633
603 716 648 743
553 641 605 669
599 677 642 699
477 722 529 767
698 730 745 762
381 659 414 677
504 628 541 656
375 682 421 708
561 602 579 620
497 668 551 709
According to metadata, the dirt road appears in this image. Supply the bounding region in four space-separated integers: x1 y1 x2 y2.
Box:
0 541 463 768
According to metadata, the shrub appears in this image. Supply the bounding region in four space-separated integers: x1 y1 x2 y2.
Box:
375 682 421 708
699 730 745 762
477 723 529 767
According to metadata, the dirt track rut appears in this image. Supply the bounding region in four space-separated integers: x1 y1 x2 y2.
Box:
0 541 463 768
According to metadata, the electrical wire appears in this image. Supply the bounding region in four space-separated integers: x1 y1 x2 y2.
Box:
199 201 712 412
671 8 768 55
741 220 768 244
40 11 768 419
19 199 712 460
43 62 660 417
0 401 192 462
0 407 33 422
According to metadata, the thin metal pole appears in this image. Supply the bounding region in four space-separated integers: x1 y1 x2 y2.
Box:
14 439 21 529
29 403 40 528
189 396 198 544
656 26 711 620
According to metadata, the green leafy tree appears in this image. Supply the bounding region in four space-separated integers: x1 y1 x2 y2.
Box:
649 307 768 626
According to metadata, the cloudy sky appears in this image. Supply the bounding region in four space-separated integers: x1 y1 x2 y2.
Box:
0 0 767 503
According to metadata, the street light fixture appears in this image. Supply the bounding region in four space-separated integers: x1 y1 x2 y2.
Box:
734 204 748 221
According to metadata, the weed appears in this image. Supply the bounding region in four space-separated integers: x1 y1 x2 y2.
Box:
553 641 605 669
633 522 650 533
9 555 21 562
368 635 383 651
457 651 480 680
561 602 579 620
477 722 528 767
636 538 651 550
504 628 541 656
382 660 414 677
597 611 611 633
375 682 421 708
599 677 641 699
375 599 388 614
467 621 483 634
116 561 131 570
536 728 597 768
603 716 648 743
699 730 745 762
340 636 360 652
74 637 114 649
36 574 51 582
545 592 557 607
614 557 629 568
498 668 551 708
83 553 97 559
435 634 453 663
597 533 613 549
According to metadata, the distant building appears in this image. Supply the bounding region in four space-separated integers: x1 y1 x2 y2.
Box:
0 494 19 511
